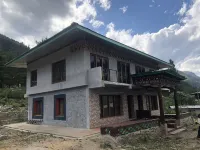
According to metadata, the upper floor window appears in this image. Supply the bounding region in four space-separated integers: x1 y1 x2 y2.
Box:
90 54 109 69
135 65 145 74
90 54 109 80
52 60 66 83
149 69 155 72
31 70 37 87
117 61 130 84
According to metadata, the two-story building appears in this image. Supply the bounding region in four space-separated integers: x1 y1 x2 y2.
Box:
6 23 184 131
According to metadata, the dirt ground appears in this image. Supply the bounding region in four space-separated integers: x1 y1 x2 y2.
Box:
0 125 200 150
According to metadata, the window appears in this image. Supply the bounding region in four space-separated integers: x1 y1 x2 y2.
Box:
146 95 158 110
52 60 66 83
32 97 43 119
90 54 109 80
100 95 121 118
151 96 158 110
117 61 130 83
137 95 143 110
30 70 37 87
54 94 66 120
135 65 145 74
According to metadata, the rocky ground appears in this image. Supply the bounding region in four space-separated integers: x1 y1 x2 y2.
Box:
0 125 200 150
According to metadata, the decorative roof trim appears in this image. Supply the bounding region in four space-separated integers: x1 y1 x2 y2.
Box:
131 69 186 81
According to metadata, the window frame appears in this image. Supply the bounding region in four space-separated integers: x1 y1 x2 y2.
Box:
30 70 37 87
54 94 66 120
32 97 43 119
117 61 130 83
146 95 158 111
90 53 109 80
52 59 66 84
135 65 145 74
151 96 158 110
100 95 122 118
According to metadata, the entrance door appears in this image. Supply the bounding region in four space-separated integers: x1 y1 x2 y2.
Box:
127 95 135 119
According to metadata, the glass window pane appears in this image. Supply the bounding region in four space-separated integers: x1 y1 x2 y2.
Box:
109 96 114 116
90 54 96 68
114 96 121 115
97 56 102 67
102 96 108 117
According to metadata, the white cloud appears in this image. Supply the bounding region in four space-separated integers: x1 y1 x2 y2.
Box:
0 0 110 47
149 5 153 7
157 5 160 7
106 0 200 76
96 0 111 10
119 6 128 13
177 2 187 16
89 19 104 28
164 10 168 14
152 0 155 3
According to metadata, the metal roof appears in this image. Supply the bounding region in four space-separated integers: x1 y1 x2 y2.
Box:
5 22 172 68
170 105 200 109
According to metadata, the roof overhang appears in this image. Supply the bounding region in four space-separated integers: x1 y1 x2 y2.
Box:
5 22 172 68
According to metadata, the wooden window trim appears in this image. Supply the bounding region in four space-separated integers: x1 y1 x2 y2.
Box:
30 70 37 87
151 96 158 110
52 59 66 84
117 61 130 84
32 97 43 119
54 94 66 120
100 95 122 118
135 65 145 74
90 53 109 69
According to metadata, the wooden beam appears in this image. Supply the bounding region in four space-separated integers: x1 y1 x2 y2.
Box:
174 86 180 125
157 86 165 124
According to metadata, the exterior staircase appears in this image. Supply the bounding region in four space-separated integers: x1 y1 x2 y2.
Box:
166 119 186 134
166 119 177 129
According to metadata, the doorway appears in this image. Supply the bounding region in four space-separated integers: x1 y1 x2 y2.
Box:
127 95 135 119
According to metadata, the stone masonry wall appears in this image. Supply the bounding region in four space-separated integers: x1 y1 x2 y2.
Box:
89 88 160 128
89 90 129 128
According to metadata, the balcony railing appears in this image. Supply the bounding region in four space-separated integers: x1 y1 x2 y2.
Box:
102 69 130 84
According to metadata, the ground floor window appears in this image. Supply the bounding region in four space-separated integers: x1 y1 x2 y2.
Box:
146 95 158 110
32 97 43 119
54 94 66 120
100 95 122 118
137 95 143 110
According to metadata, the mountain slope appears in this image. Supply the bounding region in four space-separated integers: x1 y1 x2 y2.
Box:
0 34 29 58
177 71 200 93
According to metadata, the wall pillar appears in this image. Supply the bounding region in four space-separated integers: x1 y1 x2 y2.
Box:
174 86 180 126
157 86 167 136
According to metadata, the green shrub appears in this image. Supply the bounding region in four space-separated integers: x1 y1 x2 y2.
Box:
0 88 27 108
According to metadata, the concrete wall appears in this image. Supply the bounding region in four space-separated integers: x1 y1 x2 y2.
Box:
89 87 159 128
28 86 89 128
26 47 88 95
88 67 104 88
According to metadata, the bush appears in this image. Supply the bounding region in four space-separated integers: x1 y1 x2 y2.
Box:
0 88 27 108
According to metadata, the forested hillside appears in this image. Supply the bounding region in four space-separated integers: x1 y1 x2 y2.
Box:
0 34 29 88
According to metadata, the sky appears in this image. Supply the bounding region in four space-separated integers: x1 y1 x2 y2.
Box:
0 0 200 76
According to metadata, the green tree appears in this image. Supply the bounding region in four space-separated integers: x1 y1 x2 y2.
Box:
35 37 48 45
